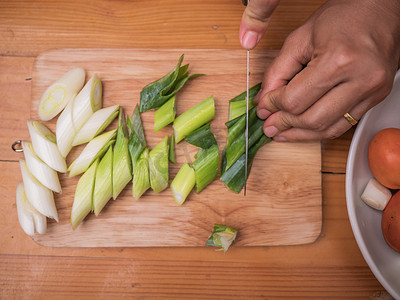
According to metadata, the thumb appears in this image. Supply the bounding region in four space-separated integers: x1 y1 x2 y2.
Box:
239 0 280 50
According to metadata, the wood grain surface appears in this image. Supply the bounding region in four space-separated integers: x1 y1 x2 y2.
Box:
0 0 390 298
29 48 321 247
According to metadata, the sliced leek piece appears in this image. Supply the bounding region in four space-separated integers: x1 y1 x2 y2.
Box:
68 129 117 177
190 144 219 193
16 182 35 236
149 136 169 194
19 159 58 222
73 104 119 146
21 141 61 193
27 120 67 173
71 158 99 230
170 162 195 205
38 67 86 121
112 108 132 199
206 224 238 252
132 148 151 200
154 95 176 132
72 74 103 132
93 145 113 215
56 95 77 157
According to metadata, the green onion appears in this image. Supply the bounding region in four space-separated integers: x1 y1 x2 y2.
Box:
149 136 169 194
38 67 86 121
56 95 77 157
173 96 215 143
19 159 58 222
93 145 113 216
184 123 217 149
27 120 67 173
206 224 238 252
127 105 146 167
16 182 47 236
190 144 219 193
112 107 132 199
68 129 116 177
169 134 175 163
72 74 103 132
139 54 204 112
154 95 176 132
71 158 99 230
132 148 151 200
170 162 195 205
21 141 61 193
73 104 119 146
220 135 272 193
228 83 261 120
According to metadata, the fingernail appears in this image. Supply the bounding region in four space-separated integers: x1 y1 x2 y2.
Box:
264 126 278 137
242 31 258 50
257 108 271 120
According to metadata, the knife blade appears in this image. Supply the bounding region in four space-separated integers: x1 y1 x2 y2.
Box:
244 49 250 196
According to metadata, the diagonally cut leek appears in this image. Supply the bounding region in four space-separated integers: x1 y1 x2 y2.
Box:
206 224 238 252
169 134 175 163
27 120 67 173
112 107 132 199
19 159 58 222
173 96 215 143
21 141 61 193
38 67 86 121
68 129 117 177
73 104 119 146
56 94 77 157
71 158 99 230
154 95 176 132
93 145 113 215
184 123 217 149
16 182 47 236
132 147 151 200
190 144 219 193
72 74 103 133
170 162 195 205
228 82 261 120
127 105 146 168
149 136 169 194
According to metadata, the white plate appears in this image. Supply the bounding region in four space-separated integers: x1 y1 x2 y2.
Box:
346 70 400 299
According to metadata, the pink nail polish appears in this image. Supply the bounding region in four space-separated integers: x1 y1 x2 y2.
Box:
257 109 271 120
242 31 258 50
264 126 278 137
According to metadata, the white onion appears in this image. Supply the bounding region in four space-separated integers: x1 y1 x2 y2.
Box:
21 141 61 193
38 67 85 121
19 159 59 222
27 120 67 173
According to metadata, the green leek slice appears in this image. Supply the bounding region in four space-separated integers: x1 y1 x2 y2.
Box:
206 224 238 252
170 162 195 205
154 95 176 132
184 123 217 149
228 82 261 120
93 145 113 215
149 136 169 194
132 148 151 200
190 144 219 193
169 134 175 163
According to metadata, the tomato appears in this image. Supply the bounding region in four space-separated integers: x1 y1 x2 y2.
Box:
368 128 400 189
382 190 400 253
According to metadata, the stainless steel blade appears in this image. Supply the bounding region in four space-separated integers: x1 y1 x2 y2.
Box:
244 49 250 196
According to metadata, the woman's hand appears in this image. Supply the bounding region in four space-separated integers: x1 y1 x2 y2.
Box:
241 0 400 141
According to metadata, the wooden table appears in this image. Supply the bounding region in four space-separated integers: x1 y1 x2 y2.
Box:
0 0 389 298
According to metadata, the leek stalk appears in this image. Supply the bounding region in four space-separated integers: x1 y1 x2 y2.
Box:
228 83 261 120
68 129 116 177
71 158 99 230
112 107 132 199
93 145 113 215
190 144 219 193
73 104 119 146
154 95 176 132
170 163 195 205
38 67 85 121
132 148 151 200
173 96 215 143
149 136 169 194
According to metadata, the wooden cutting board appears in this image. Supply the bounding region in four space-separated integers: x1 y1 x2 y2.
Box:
29 48 322 247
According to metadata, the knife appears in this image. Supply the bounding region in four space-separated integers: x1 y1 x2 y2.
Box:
243 0 250 196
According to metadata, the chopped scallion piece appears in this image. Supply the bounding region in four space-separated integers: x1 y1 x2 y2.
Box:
170 162 195 205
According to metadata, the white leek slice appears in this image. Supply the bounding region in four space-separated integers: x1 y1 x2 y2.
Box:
93 145 113 215
38 67 85 121
72 104 119 146
56 95 77 157
72 74 103 132
361 178 392 210
68 129 117 177
19 159 58 222
27 120 67 173
21 141 61 193
71 158 99 230
16 182 35 236
32 211 47 235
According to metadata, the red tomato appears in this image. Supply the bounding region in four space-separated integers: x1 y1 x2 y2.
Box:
368 128 400 189
382 190 400 253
